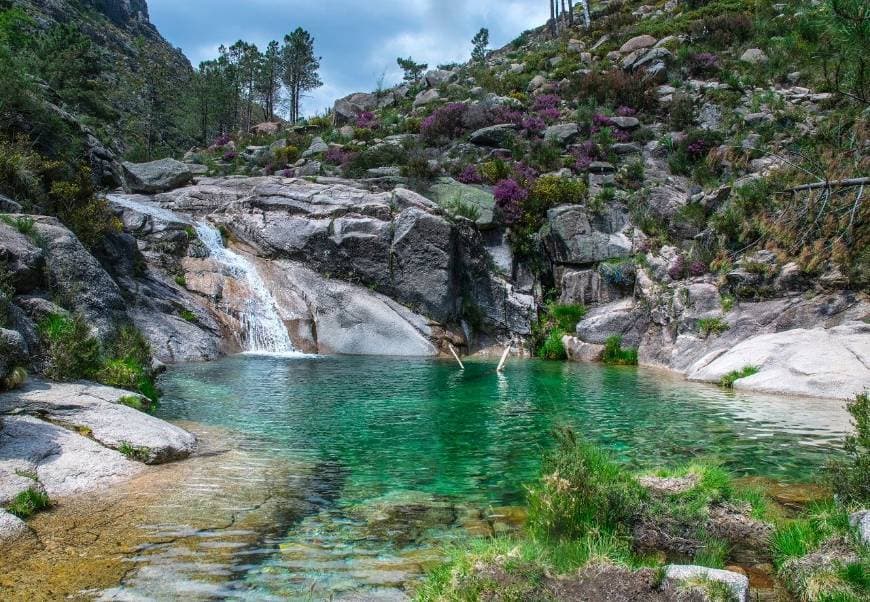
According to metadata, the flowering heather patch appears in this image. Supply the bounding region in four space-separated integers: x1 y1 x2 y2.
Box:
689 52 720 75
537 107 561 123
571 140 601 172
457 164 483 184
593 113 613 127
616 106 637 117
280 169 293 177
491 106 525 126
522 115 546 134
222 151 238 162
613 129 632 143
355 111 378 129
213 134 231 147
687 137 711 159
532 94 561 112
421 102 468 140
689 260 707 277
512 162 539 187
324 147 351 165
493 178 528 224
263 163 275 176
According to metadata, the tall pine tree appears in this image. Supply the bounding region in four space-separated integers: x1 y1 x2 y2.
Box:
281 28 321 124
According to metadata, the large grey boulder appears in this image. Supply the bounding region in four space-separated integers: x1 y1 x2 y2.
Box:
0 509 27 541
413 89 440 107
0 221 45 292
428 177 496 227
543 123 581 145
545 204 633 264
122 158 193 194
33 218 128 340
0 381 197 464
0 328 28 378
576 299 648 347
559 268 623 306
663 565 749 602
0 414 143 505
424 69 455 88
469 124 519 147
686 321 870 399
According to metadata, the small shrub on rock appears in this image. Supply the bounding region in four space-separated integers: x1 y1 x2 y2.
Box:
602 336 638 365
420 102 468 142
39 314 102 381
719 365 759 388
827 392 870 506
6 487 50 519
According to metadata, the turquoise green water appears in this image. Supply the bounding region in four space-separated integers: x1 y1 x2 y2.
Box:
139 355 847 600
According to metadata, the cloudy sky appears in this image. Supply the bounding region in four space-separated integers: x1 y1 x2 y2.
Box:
148 0 549 117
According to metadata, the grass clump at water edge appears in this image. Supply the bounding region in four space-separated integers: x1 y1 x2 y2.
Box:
5 487 51 519
602 335 638 365
719 365 759 388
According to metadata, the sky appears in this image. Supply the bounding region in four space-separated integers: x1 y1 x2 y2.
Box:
147 0 549 118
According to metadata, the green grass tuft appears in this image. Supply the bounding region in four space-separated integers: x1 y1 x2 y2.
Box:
719 365 759 388
6 487 50 519
602 335 638 366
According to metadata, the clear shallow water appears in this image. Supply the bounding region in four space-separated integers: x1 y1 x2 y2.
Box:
145 355 848 600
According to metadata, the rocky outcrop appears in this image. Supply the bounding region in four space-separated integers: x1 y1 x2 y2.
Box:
0 381 196 464
686 322 870 399
663 565 749 602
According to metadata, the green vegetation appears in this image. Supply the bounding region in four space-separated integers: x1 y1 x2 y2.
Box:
532 303 587 361
118 395 152 413
5 487 50 519
39 315 160 401
602 335 638 366
118 441 151 463
527 429 645 540
178 309 197 323
827 392 870 506
2 366 27 391
719 365 760 388
698 317 730 337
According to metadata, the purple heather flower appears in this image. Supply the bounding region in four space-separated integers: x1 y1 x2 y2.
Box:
537 107 562 123
457 164 483 184
689 260 707 277
493 178 528 225
616 106 637 117
532 94 561 112
355 111 379 129
222 151 238 162
421 102 468 140
522 115 547 134
593 113 613 127
613 128 632 143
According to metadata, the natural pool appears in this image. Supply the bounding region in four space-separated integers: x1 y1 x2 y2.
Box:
143 355 847 600
1 355 849 601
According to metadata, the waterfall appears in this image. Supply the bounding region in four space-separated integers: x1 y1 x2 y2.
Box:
108 194 296 355
194 223 296 354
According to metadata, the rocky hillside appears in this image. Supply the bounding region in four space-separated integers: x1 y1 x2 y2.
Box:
1 0 868 402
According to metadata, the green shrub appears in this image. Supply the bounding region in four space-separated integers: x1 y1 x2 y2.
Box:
602 336 638 365
698 317 730 337
179 309 197 322
527 428 645 540
719 365 759 388
827 392 870 506
2 366 27 390
6 487 50 519
538 329 567 361
443 195 481 221
118 394 153 413
39 313 102 381
549 304 587 332
174 274 187 287
118 441 150 462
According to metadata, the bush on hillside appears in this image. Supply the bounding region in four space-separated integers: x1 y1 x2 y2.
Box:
827 392 870 506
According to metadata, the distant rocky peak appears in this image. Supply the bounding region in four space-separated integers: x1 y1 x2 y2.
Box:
84 0 149 26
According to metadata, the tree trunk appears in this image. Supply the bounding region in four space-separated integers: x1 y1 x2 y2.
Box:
549 0 556 36
568 0 574 25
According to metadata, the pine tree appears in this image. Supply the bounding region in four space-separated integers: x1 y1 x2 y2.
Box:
257 40 283 122
471 28 489 63
397 57 427 83
281 28 322 124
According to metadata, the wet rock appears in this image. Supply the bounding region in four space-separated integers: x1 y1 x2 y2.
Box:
0 381 196 464
663 565 749 602
122 158 193 194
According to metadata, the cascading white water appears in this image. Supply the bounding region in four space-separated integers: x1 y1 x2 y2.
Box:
108 193 296 355
194 223 295 354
